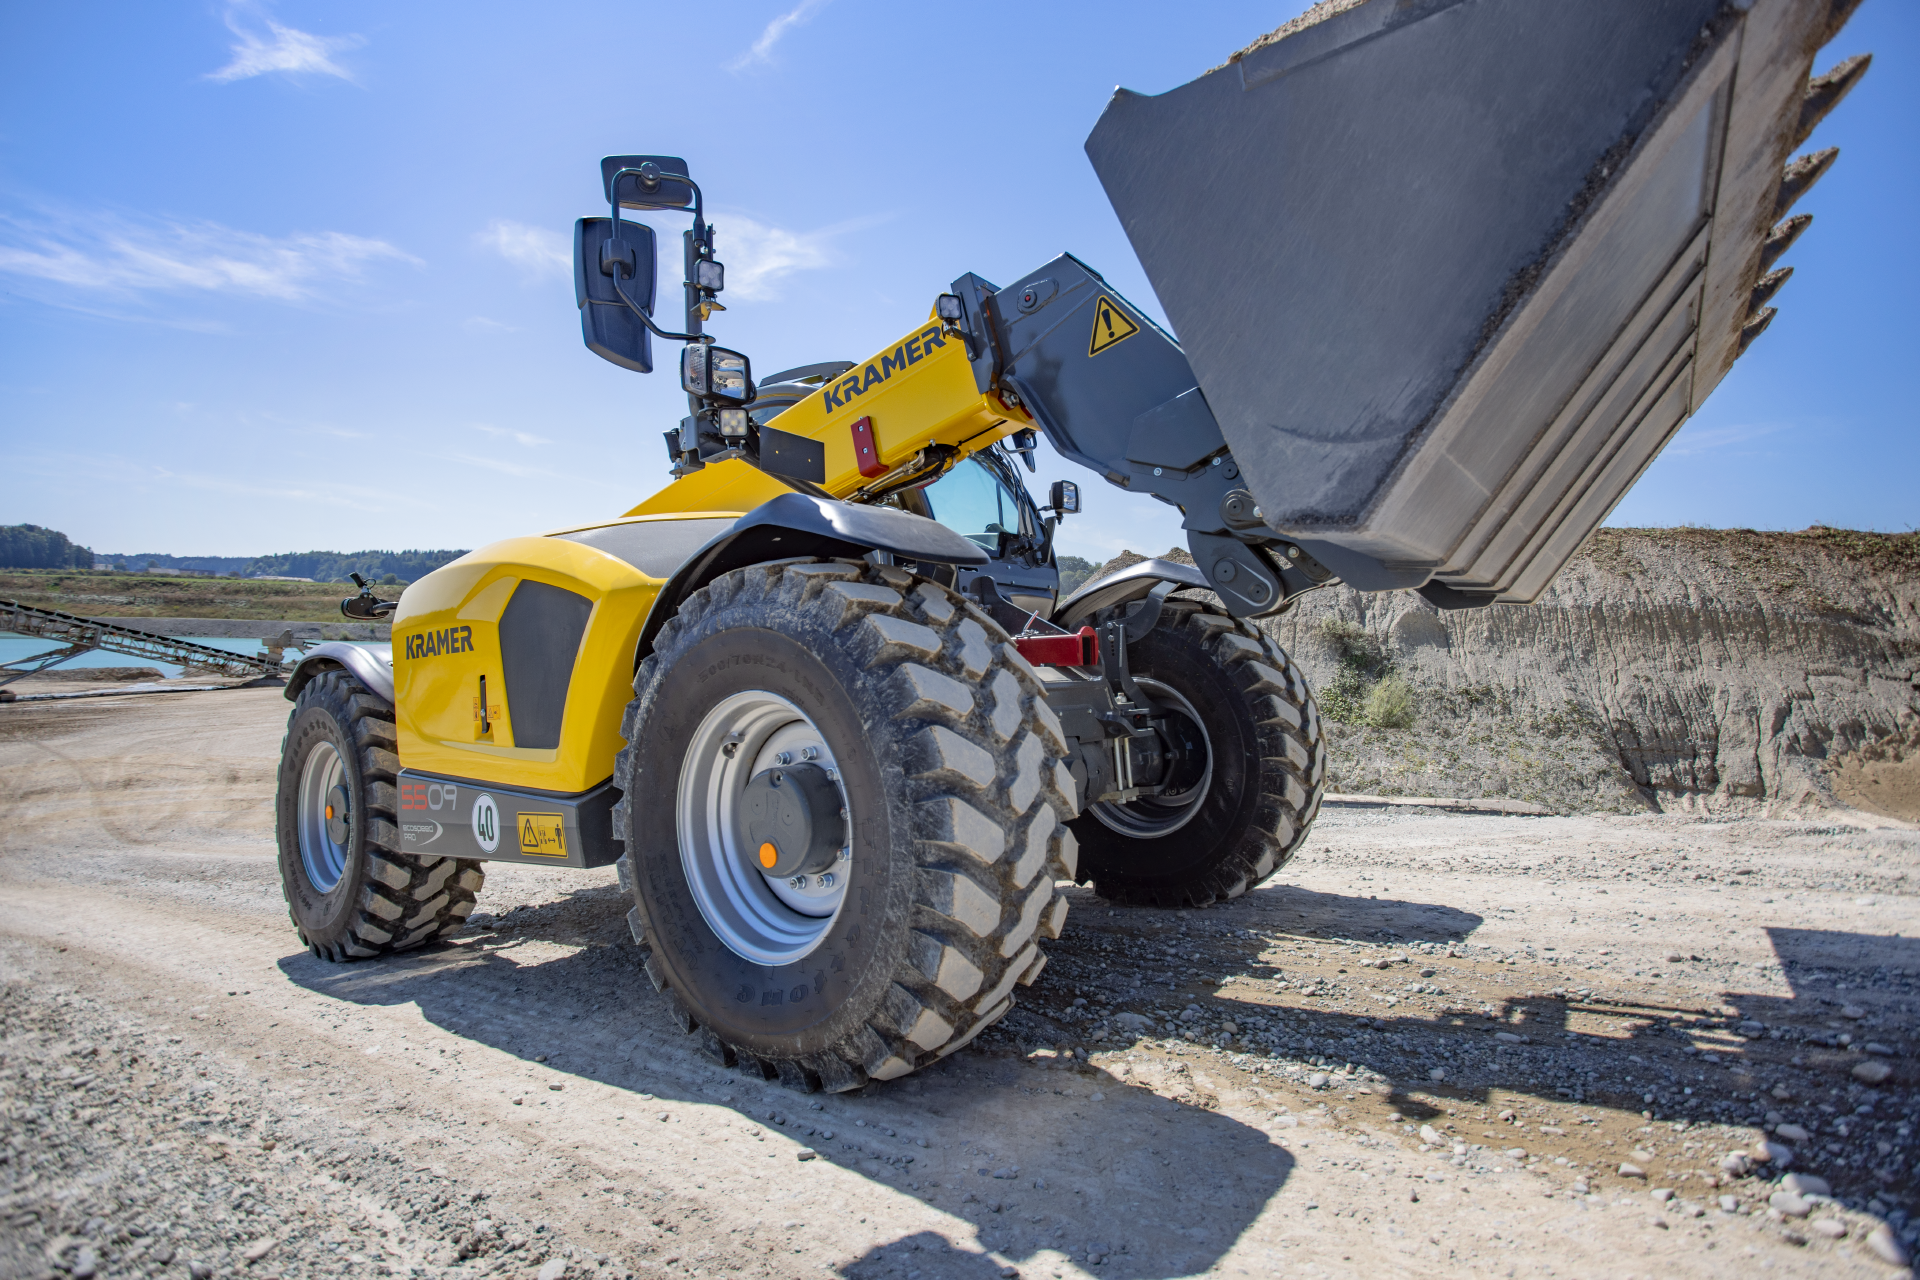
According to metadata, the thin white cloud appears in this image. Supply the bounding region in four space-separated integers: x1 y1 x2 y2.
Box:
0 211 417 304
133 461 383 510
477 220 570 279
712 213 834 301
473 424 552 448
1666 421 1791 457
729 0 828 71
447 452 566 480
462 316 519 334
206 16 364 83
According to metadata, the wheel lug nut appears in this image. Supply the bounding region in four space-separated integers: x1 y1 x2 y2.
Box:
775 751 793 765
817 872 835 889
788 875 807 889
800 746 819 760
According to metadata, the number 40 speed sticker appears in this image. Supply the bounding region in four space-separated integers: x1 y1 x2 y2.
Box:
471 793 501 854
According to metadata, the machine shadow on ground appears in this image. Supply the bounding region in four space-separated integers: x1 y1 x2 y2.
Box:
282 882 1295 1280
281 876 1919 1268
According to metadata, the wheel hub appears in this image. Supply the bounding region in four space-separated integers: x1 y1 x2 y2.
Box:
676 691 852 966
295 739 351 893
324 783 352 846
1089 677 1214 839
740 763 846 879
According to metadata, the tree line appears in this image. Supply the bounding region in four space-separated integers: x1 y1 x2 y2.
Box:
2 526 466 583
0 525 94 569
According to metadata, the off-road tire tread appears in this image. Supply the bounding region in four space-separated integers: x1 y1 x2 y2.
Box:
278 669 485 961
612 559 1077 1092
1080 599 1325 908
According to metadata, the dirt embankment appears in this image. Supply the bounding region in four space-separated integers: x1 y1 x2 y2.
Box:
0 570 366 623
1102 529 1920 819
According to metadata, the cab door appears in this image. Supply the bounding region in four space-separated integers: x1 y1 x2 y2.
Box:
917 453 1059 628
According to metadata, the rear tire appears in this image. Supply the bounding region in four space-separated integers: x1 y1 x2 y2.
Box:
1071 600 1325 907
613 559 1078 1091
274 669 485 960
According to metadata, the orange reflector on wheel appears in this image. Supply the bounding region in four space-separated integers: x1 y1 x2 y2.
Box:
758 842 778 868
325 804 335 820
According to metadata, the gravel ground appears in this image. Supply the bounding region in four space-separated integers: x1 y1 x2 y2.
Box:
2 687 1917 1278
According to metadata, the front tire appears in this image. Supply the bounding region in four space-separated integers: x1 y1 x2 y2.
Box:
613 559 1078 1091
274 669 485 960
1072 601 1325 907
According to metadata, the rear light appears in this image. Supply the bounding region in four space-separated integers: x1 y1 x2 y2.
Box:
1013 627 1098 667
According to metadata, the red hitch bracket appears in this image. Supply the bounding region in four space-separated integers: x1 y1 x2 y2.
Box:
1013 626 1099 668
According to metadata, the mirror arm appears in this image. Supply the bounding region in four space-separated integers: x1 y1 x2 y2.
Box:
603 167 712 344
606 166 703 226
613 274 709 344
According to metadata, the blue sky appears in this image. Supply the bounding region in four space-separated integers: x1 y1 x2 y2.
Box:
1 1 1913 564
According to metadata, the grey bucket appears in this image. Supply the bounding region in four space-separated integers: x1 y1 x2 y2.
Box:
1085 0 1867 601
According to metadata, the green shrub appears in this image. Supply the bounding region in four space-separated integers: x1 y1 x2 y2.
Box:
1364 676 1414 729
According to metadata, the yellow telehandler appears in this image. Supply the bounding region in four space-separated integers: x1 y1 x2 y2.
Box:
274 0 1870 1091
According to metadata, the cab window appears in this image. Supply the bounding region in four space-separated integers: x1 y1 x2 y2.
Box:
922 458 1020 549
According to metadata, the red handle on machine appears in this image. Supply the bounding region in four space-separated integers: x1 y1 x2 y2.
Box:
1012 626 1098 667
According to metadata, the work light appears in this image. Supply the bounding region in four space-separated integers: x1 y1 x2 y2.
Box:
682 345 752 402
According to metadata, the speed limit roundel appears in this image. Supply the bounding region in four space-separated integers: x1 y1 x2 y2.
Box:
471 793 501 854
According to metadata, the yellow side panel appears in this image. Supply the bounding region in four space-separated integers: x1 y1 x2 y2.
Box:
627 463 786 518
626 313 1032 517
392 534 663 793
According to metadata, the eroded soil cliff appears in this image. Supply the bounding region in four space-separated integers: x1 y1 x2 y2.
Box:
1102 528 1920 817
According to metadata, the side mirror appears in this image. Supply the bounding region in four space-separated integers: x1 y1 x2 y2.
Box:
1008 427 1038 473
1049 479 1080 516
682 346 752 402
601 155 695 210
574 217 657 373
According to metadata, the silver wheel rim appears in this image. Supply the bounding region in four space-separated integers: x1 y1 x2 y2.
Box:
676 690 851 966
1089 677 1214 839
296 739 351 893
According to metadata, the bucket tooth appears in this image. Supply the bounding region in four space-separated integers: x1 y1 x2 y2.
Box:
1759 214 1813 275
1774 147 1839 220
1737 307 1778 357
1795 53 1871 148
1749 267 1794 316
1819 0 1868 48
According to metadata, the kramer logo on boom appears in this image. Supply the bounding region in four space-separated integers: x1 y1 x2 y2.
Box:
819 324 949 412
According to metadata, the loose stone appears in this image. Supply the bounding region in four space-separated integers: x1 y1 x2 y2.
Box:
1780 1173 1829 1197
1850 1060 1891 1085
1768 1192 1811 1218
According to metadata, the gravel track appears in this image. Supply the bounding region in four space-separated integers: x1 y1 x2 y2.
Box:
2 688 1916 1278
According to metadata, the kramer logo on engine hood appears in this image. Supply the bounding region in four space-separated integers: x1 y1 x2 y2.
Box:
404 626 474 660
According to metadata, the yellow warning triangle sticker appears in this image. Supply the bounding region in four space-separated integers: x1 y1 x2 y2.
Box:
1088 295 1140 356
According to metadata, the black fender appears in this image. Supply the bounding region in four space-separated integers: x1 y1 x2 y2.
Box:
284 641 395 705
635 493 989 664
1052 557 1210 631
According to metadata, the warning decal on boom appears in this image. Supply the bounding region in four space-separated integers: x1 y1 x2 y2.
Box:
1087 296 1139 356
